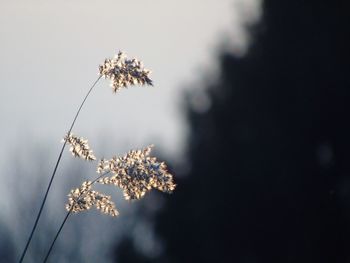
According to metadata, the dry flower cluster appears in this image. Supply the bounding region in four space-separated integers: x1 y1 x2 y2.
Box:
66 145 175 216
66 181 118 217
63 133 96 161
99 51 153 93
97 145 176 200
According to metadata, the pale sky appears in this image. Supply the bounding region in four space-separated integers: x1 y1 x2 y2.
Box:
0 0 261 159
0 0 261 261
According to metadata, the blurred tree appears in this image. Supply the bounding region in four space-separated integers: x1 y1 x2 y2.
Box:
115 0 350 262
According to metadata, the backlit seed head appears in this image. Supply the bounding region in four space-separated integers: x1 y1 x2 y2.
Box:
63 133 96 161
99 51 153 93
98 145 176 200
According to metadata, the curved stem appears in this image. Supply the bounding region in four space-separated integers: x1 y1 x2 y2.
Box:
42 171 110 263
18 76 102 263
67 76 102 134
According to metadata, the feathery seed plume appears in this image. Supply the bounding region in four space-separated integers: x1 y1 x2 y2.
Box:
63 133 96 161
97 145 176 200
66 181 118 216
99 51 153 93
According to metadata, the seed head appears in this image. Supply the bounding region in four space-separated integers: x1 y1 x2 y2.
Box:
97 145 176 200
99 51 153 93
63 133 96 161
66 181 118 216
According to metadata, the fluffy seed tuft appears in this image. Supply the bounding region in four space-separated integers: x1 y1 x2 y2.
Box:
63 133 96 161
66 181 118 216
97 145 176 200
99 51 153 93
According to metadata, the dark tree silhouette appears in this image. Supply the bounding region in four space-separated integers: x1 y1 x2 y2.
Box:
116 0 350 262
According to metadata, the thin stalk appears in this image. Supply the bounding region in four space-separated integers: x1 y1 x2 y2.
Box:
43 211 71 263
43 171 110 263
19 75 102 263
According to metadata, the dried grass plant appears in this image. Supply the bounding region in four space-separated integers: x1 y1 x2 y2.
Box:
18 51 176 263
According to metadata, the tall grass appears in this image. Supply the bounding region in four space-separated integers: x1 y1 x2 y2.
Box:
18 51 176 263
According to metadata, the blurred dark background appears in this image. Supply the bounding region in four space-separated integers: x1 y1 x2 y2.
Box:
115 0 350 262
